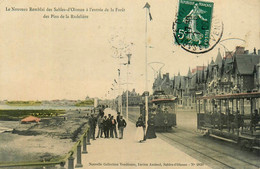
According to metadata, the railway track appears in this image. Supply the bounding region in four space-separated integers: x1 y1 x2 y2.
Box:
158 132 259 169
127 108 260 169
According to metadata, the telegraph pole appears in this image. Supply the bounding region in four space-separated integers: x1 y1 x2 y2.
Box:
143 2 151 138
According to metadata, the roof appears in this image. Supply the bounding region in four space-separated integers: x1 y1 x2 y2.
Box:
191 66 206 74
190 74 197 89
203 68 207 80
192 68 196 73
215 48 222 67
187 67 192 78
210 59 214 65
224 57 233 64
174 75 185 89
197 66 206 71
224 57 234 73
235 54 260 75
153 72 171 90
224 51 233 59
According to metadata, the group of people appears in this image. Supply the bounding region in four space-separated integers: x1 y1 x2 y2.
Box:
89 106 157 143
88 111 127 140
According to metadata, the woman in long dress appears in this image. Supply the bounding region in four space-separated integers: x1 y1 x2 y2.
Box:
135 116 144 142
146 115 157 139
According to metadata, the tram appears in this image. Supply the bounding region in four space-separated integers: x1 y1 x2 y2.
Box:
140 91 177 131
197 92 260 150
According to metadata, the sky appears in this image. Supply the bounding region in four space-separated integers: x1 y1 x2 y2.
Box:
0 0 259 100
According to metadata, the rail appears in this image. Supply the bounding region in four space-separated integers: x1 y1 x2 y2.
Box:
196 92 260 100
0 125 91 169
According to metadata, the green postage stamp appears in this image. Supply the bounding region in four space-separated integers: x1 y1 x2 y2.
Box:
173 0 221 53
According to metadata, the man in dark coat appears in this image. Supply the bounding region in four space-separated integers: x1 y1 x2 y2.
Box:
118 116 127 139
88 114 97 140
96 116 104 138
99 108 104 118
111 116 117 138
103 116 109 138
107 114 112 138
116 112 120 125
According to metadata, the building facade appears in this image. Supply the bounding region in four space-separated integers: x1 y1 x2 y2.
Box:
152 46 260 110
121 89 142 106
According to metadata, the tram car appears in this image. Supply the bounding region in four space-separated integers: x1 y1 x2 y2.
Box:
141 91 177 131
197 92 260 150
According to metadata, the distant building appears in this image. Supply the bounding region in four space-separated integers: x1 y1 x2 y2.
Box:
152 72 172 95
121 89 141 106
172 72 186 108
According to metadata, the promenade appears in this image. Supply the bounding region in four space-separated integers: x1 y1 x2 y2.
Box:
79 108 210 169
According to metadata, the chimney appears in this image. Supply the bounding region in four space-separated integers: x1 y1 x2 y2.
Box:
163 74 166 79
225 51 232 58
166 73 170 80
235 46 245 54
192 68 196 73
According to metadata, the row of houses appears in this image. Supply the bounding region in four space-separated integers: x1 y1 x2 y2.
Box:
152 46 260 109
121 89 142 106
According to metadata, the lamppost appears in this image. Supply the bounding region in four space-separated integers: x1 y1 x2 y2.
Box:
143 2 152 138
257 63 260 108
119 54 132 121
126 53 132 122
111 82 119 110
114 78 120 112
117 69 123 114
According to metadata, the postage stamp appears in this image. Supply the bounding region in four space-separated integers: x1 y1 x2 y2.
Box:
173 0 223 54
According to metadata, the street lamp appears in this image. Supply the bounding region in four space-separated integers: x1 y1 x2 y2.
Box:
118 69 123 114
126 53 132 123
144 2 151 139
110 38 133 116
113 79 120 112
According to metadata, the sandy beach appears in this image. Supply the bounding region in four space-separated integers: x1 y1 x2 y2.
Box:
0 110 90 164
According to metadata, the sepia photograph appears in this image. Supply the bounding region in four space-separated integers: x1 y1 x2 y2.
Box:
0 0 259 168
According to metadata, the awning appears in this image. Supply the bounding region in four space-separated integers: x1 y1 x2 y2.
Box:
21 116 41 123
151 97 177 103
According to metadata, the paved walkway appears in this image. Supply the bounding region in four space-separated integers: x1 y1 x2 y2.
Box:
79 108 211 169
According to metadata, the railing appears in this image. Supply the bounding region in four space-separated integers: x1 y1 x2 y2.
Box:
0 126 92 169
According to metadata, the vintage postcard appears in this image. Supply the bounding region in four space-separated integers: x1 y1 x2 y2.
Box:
0 0 259 169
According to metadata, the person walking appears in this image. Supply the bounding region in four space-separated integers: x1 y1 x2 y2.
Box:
98 108 104 118
135 116 145 142
116 112 120 124
107 114 112 138
88 114 97 140
111 116 118 138
118 115 127 139
96 116 104 138
103 116 109 138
